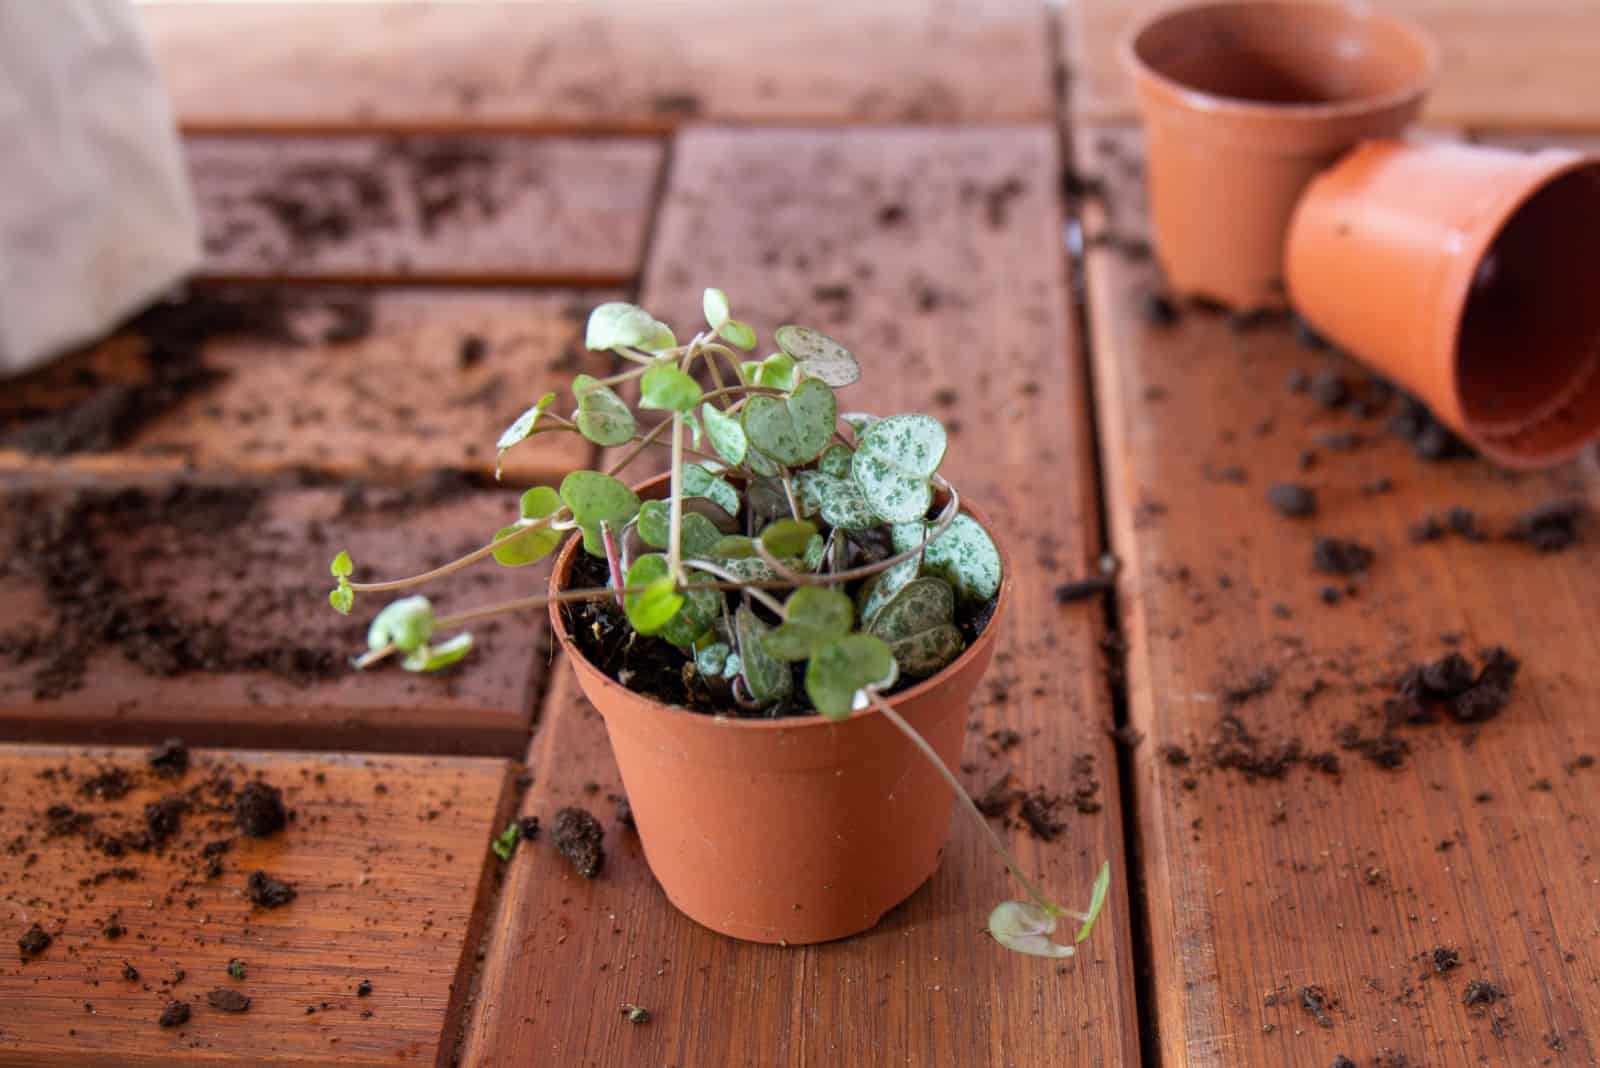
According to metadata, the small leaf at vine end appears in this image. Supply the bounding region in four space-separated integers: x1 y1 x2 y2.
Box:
572 374 637 447
585 302 676 352
703 288 730 330
640 364 703 413
490 821 522 862
330 551 353 578
519 485 562 520
774 324 860 387
803 633 895 720
701 403 748 465
403 632 474 672
764 586 854 662
1075 861 1112 944
759 518 817 558
989 901 1074 959
329 585 354 615
624 557 684 635
494 392 556 478
720 319 757 351
368 595 434 653
492 523 561 567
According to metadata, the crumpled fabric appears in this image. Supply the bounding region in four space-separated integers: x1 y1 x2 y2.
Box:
0 0 199 375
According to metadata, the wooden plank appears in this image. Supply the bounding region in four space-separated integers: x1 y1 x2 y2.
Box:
139 0 1053 132
459 126 1140 1066
0 288 610 485
0 744 513 1067
0 477 549 756
1076 124 1600 1067
188 135 661 284
1065 0 1600 130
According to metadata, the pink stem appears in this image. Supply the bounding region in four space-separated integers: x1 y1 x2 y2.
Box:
600 521 626 609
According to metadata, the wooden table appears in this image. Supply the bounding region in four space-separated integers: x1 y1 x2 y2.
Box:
1 2 1595 1064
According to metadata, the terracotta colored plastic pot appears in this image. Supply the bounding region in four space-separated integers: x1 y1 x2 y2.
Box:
1122 0 1437 310
548 477 1011 944
1287 139 1600 468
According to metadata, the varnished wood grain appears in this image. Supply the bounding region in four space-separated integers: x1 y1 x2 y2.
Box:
188 135 661 284
0 744 514 1066
1077 124 1600 1066
1065 0 1600 130
0 479 548 756
459 126 1140 1067
141 1 1053 132
0 288 611 485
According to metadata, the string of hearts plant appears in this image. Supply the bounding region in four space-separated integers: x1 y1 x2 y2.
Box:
325 289 1110 958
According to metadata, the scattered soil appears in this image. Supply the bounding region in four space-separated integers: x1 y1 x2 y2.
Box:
1309 370 1349 410
80 766 135 801
1335 724 1410 770
1389 647 1520 725
1299 985 1337 1028
1158 744 1191 767
1462 979 1503 1006
159 1001 191 1028
1388 396 1472 461
246 870 298 909
1266 483 1316 518
1428 946 1461 974
233 781 288 838
1054 576 1113 603
1139 291 1179 327
149 739 190 778
207 988 251 1013
357 979 373 997
144 796 189 847
552 806 605 879
1017 789 1068 841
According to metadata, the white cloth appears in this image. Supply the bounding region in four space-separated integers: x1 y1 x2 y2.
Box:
0 0 199 375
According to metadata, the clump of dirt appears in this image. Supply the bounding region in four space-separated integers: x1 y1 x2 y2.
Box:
1389 647 1520 725
149 739 190 778
1335 724 1411 770
1266 483 1316 518
158 1001 191 1028
553 807 604 878
80 766 136 801
233 781 287 838
1017 789 1068 841
144 796 189 847
1299 985 1337 1028
18 923 51 959
1388 396 1473 461
1428 946 1461 974
1509 499 1584 552
207 988 251 1013
1313 537 1374 576
246 870 297 908
1462 979 1503 1006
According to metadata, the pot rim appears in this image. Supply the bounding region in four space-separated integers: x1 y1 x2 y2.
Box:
547 473 1012 733
1120 0 1439 126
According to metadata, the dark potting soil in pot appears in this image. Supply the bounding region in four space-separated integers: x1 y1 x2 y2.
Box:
559 543 998 720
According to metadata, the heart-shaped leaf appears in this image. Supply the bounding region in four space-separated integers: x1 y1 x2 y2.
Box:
746 352 796 391
560 471 641 557
402 632 475 673
635 500 723 558
492 523 562 567
764 587 853 662
793 471 876 530
735 605 793 703
703 288 730 330
867 576 965 676
743 377 837 466
495 392 556 477
857 557 920 628
892 513 1001 604
774 325 861 387
519 486 562 520
701 403 747 465
759 518 818 559
805 633 896 720
852 414 946 524
818 443 853 479
368 595 433 653
695 641 741 681
683 463 740 516
330 551 353 578
586 302 676 352
720 319 757 351
624 555 684 634
572 375 636 447
329 585 354 614
988 901 1073 959
640 364 703 413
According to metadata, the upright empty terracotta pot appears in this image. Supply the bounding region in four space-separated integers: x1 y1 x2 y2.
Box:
549 478 1011 944
1288 139 1600 467
1122 0 1437 310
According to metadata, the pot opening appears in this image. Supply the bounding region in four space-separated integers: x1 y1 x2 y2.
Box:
1130 1 1433 109
1456 162 1600 460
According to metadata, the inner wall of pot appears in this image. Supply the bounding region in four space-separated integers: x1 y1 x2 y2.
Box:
1131 1 1432 106
1457 164 1600 458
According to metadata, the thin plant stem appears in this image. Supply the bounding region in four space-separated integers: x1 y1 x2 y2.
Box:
667 412 685 580
347 515 567 593
683 560 786 615
600 521 626 609
865 690 1058 915
354 643 396 669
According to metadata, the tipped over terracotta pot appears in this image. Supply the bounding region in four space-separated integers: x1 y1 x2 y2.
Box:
549 476 1011 945
1287 139 1600 468
1122 0 1437 310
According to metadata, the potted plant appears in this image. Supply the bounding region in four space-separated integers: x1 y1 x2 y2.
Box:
326 290 1110 956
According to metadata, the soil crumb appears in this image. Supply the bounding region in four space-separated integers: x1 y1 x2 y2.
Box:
148 738 190 778
18 923 51 959
246 870 297 909
1510 499 1584 552
553 806 605 879
233 781 287 838
207 988 251 1013
159 1001 191 1028
1313 537 1374 576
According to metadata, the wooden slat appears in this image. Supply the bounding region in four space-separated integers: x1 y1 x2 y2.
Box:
1065 0 1600 130
0 288 610 485
0 744 513 1067
459 126 1140 1066
188 135 661 284
140 0 1053 132
0 479 548 756
1076 124 1600 1067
